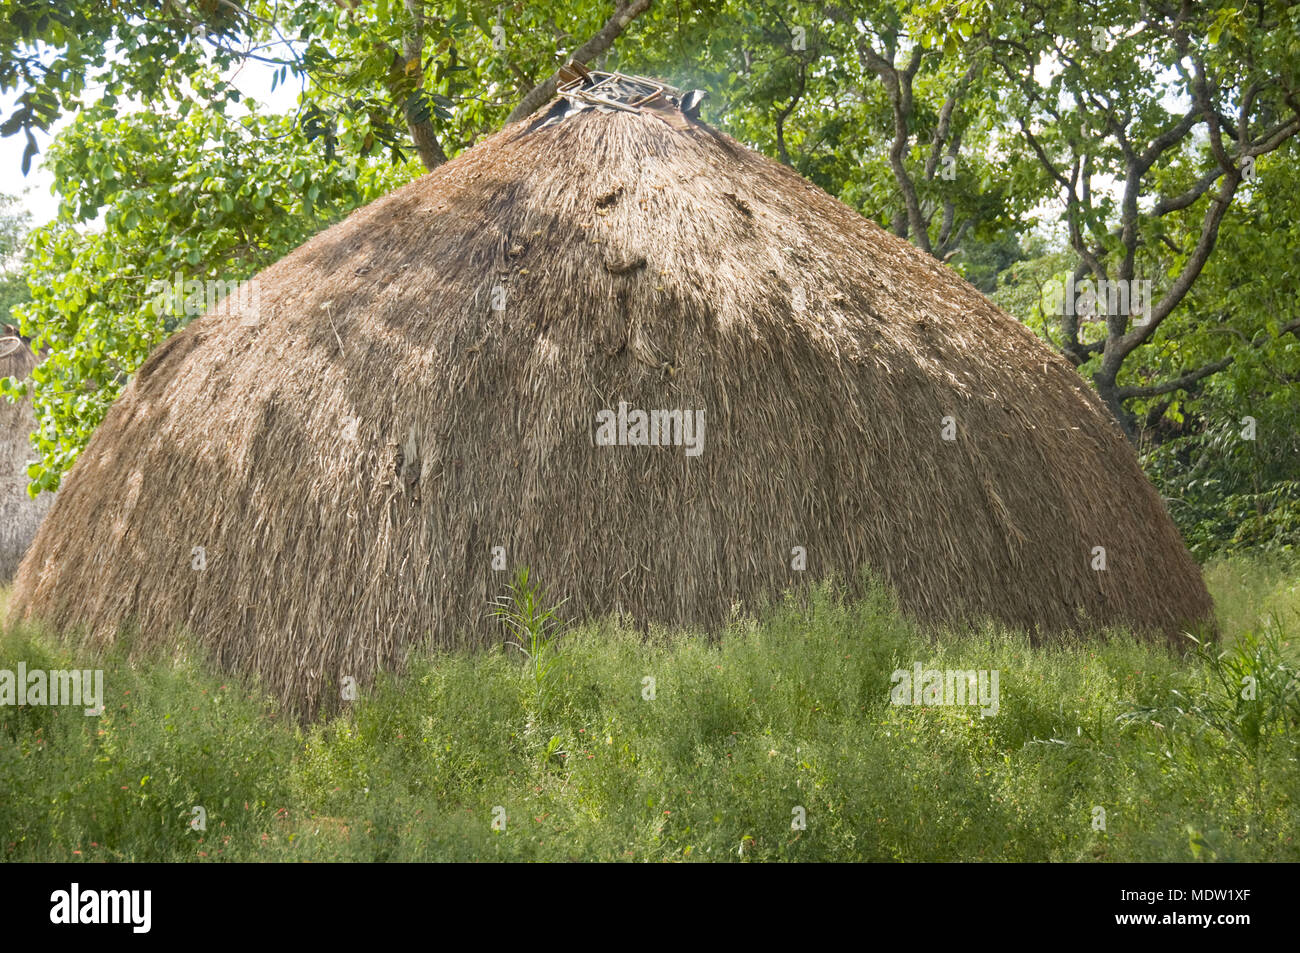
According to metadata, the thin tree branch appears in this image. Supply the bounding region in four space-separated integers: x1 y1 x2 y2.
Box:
1116 317 1300 399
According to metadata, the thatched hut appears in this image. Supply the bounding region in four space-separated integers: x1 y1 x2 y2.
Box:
7 74 1212 717
1 329 53 582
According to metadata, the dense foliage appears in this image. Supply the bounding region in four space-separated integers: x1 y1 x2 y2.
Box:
7 97 414 492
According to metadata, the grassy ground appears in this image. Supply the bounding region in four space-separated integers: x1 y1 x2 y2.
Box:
1 557 1297 862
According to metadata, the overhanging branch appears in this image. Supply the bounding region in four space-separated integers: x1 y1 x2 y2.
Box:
504 0 653 124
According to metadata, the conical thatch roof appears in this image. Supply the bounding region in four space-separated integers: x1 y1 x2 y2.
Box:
7 84 1212 717
1 331 53 582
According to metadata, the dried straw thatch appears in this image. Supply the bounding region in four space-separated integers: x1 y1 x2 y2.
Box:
1 331 53 582
7 92 1212 717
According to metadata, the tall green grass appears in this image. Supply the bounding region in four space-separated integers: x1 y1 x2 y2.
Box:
2 557 1297 862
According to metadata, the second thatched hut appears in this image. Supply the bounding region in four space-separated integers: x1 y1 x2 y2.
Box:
1 329 52 582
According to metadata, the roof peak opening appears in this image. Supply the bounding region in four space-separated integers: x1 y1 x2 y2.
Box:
529 63 707 132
